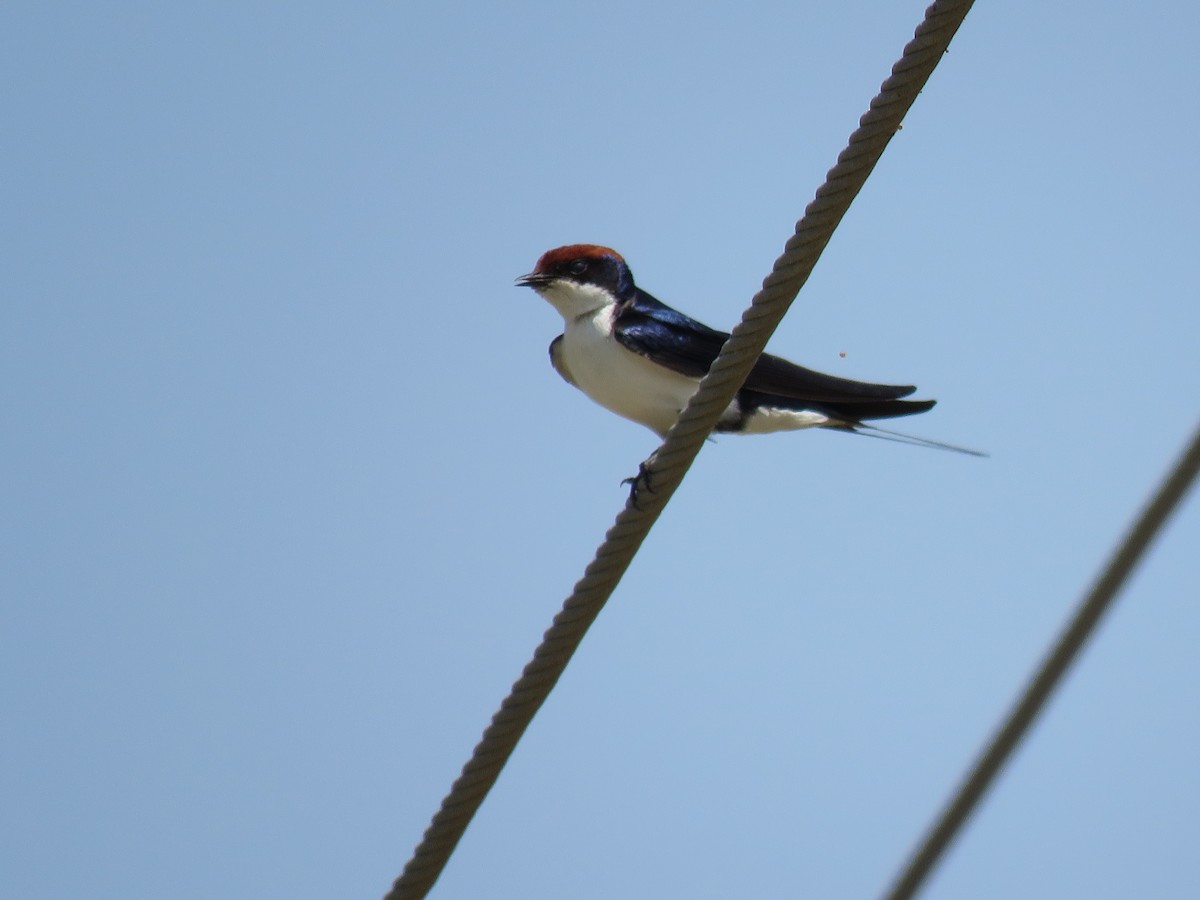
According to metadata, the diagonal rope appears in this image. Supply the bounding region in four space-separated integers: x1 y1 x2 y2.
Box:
387 2 975 897
884 421 1200 900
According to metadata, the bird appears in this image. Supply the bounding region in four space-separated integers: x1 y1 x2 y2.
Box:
517 243 982 456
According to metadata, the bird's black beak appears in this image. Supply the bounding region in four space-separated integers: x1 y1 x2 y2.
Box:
516 272 553 289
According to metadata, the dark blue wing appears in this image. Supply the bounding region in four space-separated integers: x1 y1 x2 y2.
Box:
613 289 917 403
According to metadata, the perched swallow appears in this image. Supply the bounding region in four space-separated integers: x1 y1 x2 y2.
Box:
517 244 981 455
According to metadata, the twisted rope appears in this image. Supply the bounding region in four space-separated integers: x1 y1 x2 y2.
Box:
387 2 975 896
884 421 1200 900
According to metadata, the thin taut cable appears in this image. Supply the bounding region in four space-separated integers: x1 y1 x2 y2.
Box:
387 2 975 897
884 421 1200 900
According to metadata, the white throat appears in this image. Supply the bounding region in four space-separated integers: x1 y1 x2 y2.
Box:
537 280 616 322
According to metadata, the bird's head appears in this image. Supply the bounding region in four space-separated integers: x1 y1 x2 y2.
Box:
517 244 635 320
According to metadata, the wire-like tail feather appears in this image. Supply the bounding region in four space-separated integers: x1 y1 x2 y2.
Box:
836 421 988 457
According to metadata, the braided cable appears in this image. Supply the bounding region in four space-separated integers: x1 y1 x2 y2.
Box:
387 2 975 896
884 421 1200 900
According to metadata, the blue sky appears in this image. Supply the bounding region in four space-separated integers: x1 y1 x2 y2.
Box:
3 2 1198 898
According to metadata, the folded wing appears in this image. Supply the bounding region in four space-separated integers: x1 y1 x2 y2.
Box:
614 289 918 404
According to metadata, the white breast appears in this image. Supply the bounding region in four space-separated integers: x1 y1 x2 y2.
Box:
559 305 702 437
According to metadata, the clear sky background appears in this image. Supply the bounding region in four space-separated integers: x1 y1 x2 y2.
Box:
3 3 1198 898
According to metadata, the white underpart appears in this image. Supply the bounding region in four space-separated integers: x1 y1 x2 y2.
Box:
559 301 701 437
540 280 834 438
739 406 831 434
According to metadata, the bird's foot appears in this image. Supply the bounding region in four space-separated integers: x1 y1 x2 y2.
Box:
621 458 657 509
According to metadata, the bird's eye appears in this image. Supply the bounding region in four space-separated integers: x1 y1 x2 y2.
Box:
569 259 588 275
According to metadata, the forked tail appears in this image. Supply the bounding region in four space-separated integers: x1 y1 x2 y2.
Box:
836 421 988 457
